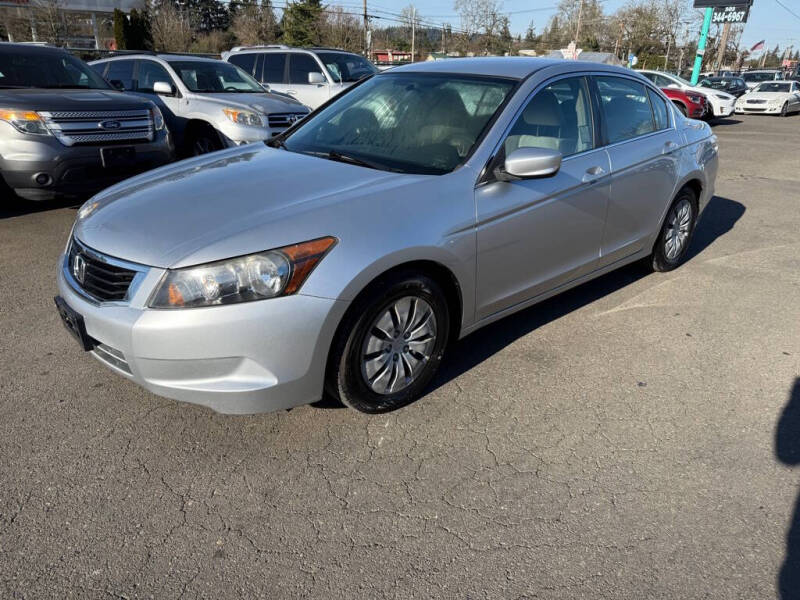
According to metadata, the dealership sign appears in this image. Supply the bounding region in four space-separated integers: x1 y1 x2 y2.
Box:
711 4 750 23
0 0 143 11
693 0 752 7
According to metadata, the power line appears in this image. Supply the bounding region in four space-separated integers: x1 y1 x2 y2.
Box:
774 0 800 23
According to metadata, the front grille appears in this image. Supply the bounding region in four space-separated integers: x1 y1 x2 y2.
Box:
67 240 138 302
267 112 306 129
747 99 767 104
40 109 154 147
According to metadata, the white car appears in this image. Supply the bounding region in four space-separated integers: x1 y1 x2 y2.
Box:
741 70 782 90
638 70 736 119
735 80 800 116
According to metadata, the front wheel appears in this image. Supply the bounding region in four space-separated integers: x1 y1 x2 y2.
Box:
650 188 698 272
780 102 789 117
326 273 450 413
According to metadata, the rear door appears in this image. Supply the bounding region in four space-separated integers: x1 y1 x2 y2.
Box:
257 52 289 96
593 75 682 266
475 75 610 319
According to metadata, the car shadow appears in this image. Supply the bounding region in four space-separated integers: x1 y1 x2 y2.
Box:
0 192 81 219
711 118 742 126
777 378 800 599
315 195 745 409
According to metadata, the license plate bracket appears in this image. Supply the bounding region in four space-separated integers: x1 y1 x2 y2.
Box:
100 146 136 168
54 296 95 351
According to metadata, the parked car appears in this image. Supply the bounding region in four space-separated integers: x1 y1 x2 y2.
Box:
741 69 782 90
638 69 736 119
223 45 379 109
55 58 718 415
735 80 800 116
660 86 708 118
0 43 173 201
698 76 748 98
90 53 310 157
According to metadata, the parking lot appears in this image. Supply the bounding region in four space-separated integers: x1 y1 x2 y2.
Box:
1 113 799 598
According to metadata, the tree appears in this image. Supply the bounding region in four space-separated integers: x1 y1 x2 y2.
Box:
127 8 153 50
231 0 279 45
282 0 323 47
149 0 193 52
113 8 128 49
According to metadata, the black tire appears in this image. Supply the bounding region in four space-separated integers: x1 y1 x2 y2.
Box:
187 125 222 156
325 271 450 414
780 102 788 117
673 102 688 117
650 187 698 272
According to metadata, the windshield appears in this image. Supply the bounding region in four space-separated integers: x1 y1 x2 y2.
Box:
743 72 778 82
316 52 378 83
699 78 733 90
167 60 264 93
756 82 791 93
669 73 694 87
281 73 516 175
0 50 110 89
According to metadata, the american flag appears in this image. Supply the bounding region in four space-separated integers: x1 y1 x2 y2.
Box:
750 40 765 52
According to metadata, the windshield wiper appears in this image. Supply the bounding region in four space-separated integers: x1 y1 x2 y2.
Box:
267 137 287 150
326 150 386 171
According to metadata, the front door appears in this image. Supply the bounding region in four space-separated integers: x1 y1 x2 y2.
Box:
475 75 610 320
285 54 331 108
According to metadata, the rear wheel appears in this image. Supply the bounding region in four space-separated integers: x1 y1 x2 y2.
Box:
326 272 450 413
650 187 698 272
780 102 789 117
673 102 688 117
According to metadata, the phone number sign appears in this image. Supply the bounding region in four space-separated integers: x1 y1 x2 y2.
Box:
711 4 750 23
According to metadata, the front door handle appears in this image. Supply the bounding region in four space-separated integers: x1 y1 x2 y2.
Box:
582 165 606 183
662 141 679 154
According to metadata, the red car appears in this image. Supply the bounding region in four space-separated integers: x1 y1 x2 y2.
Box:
660 87 708 119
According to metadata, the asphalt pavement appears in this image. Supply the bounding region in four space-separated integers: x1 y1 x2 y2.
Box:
1 114 799 599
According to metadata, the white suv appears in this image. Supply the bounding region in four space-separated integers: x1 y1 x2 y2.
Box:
223 45 378 109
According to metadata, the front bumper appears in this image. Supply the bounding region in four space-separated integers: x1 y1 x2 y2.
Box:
0 127 174 201
735 104 784 114
56 257 348 414
708 98 735 118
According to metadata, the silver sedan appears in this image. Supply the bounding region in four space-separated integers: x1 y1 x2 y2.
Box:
56 58 718 414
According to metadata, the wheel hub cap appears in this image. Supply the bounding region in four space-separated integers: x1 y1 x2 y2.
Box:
361 296 437 395
664 198 693 260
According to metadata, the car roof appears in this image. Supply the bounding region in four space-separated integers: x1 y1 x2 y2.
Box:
389 57 630 80
0 42 67 55
92 53 223 63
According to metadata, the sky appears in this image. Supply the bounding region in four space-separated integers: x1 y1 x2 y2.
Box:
347 0 800 51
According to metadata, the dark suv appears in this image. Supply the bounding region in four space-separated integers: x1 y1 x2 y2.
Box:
0 44 173 201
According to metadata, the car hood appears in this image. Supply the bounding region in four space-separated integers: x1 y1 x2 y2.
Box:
0 88 153 111
73 145 421 269
688 85 733 100
195 92 308 113
738 91 790 101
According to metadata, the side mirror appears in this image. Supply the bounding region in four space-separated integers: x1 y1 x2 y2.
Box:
261 83 271 92
109 79 125 91
500 147 562 180
153 81 174 96
308 71 326 85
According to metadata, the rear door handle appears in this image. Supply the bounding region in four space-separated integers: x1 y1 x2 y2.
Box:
662 141 679 154
582 165 606 183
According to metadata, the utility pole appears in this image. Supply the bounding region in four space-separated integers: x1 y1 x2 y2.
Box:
573 0 584 46
411 6 416 63
441 24 445 53
664 35 671 70
715 21 731 72
614 21 623 60
363 0 368 57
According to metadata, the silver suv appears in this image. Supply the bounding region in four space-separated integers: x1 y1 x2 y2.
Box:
223 45 378 109
90 54 309 156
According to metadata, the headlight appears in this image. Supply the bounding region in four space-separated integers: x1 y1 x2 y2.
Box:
715 93 731 100
222 107 264 127
150 105 165 130
0 109 51 135
686 93 704 104
149 236 337 308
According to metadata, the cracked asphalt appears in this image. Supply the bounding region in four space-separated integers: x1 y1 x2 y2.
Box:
1 114 799 599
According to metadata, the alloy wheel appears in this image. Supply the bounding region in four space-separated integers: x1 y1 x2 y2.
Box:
664 197 693 261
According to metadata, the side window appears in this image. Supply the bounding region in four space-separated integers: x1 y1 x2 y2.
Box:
261 53 286 83
104 60 134 90
596 76 656 144
228 53 256 76
136 60 172 93
647 88 669 130
90 62 107 78
288 53 324 84
504 76 594 158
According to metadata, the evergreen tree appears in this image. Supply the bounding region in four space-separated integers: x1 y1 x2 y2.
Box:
113 8 129 49
282 0 323 47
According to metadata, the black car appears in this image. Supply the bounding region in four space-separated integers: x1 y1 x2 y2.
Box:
698 76 748 98
0 44 174 201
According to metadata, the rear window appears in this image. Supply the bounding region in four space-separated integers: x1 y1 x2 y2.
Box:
261 53 286 83
228 53 256 76
596 76 656 143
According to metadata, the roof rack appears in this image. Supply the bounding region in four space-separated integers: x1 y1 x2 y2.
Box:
228 45 290 52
